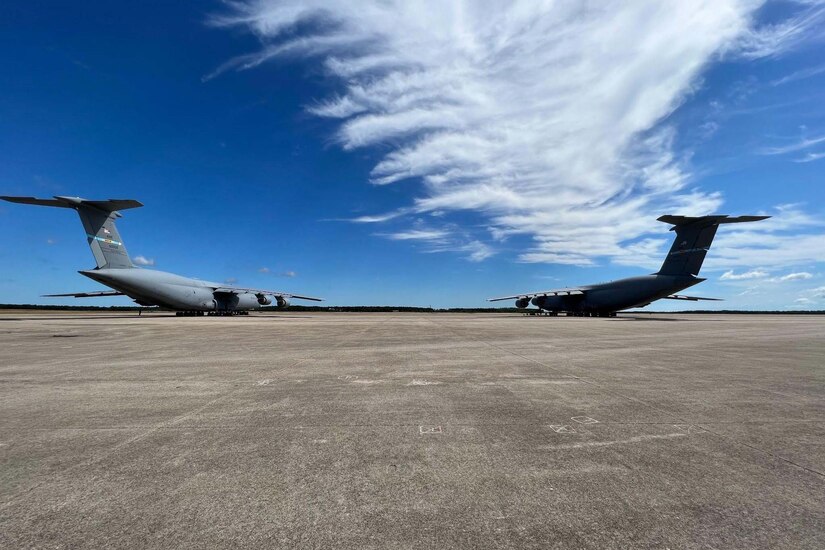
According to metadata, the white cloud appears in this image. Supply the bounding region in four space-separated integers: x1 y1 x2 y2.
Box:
133 255 155 266
214 1 824 268
777 271 813 281
224 277 239 284
720 269 769 280
259 267 297 277
384 229 449 241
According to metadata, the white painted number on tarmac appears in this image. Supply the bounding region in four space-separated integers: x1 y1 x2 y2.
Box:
419 425 443 435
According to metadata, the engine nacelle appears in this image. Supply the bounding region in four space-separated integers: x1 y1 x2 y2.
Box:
275 296 290 309
256 293 272 306
515 297 530 309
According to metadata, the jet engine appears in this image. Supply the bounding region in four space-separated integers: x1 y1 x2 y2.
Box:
515 297 530 309
256 293 272 306
275 296 290 308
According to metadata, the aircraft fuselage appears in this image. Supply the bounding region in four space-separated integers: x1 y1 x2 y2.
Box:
80 268 265 312
531 274 702 314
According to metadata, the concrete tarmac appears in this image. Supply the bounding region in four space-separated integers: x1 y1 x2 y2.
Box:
1 311 824 549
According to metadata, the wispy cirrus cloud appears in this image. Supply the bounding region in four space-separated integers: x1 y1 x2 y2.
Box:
760 135 825 155
771 62 825 86
794 151 825 163
724 1 825 59
212 1 824 268
379 223 494 262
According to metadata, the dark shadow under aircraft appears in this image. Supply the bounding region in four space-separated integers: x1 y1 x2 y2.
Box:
489 215 769 317
1 196 323 315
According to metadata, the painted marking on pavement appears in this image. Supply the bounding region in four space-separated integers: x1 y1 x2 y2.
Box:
549 425 576 434
419 425 443 435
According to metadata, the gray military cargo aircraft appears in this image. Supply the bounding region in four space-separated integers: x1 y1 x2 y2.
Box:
489 214 769 317
1 196 323 315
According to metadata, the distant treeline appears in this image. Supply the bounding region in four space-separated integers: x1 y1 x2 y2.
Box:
1 303 824 314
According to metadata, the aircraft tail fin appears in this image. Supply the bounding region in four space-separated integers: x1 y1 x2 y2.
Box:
0 195 143 269
656 214 769 277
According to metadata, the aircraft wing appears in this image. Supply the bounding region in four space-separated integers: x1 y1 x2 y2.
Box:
664 295 723 301
42 290 125 298
211 286 323 302
488 288 586 302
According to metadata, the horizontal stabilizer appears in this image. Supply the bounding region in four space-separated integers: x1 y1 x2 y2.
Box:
657 214 770 229
1 196 73 208
43 290 125 298
1 196 143 212
664 295 723 301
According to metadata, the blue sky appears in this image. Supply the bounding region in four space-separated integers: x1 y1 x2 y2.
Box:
0 1 823 309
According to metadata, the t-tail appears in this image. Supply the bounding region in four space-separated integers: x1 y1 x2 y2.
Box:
0 196 143 269
656 214 769 277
